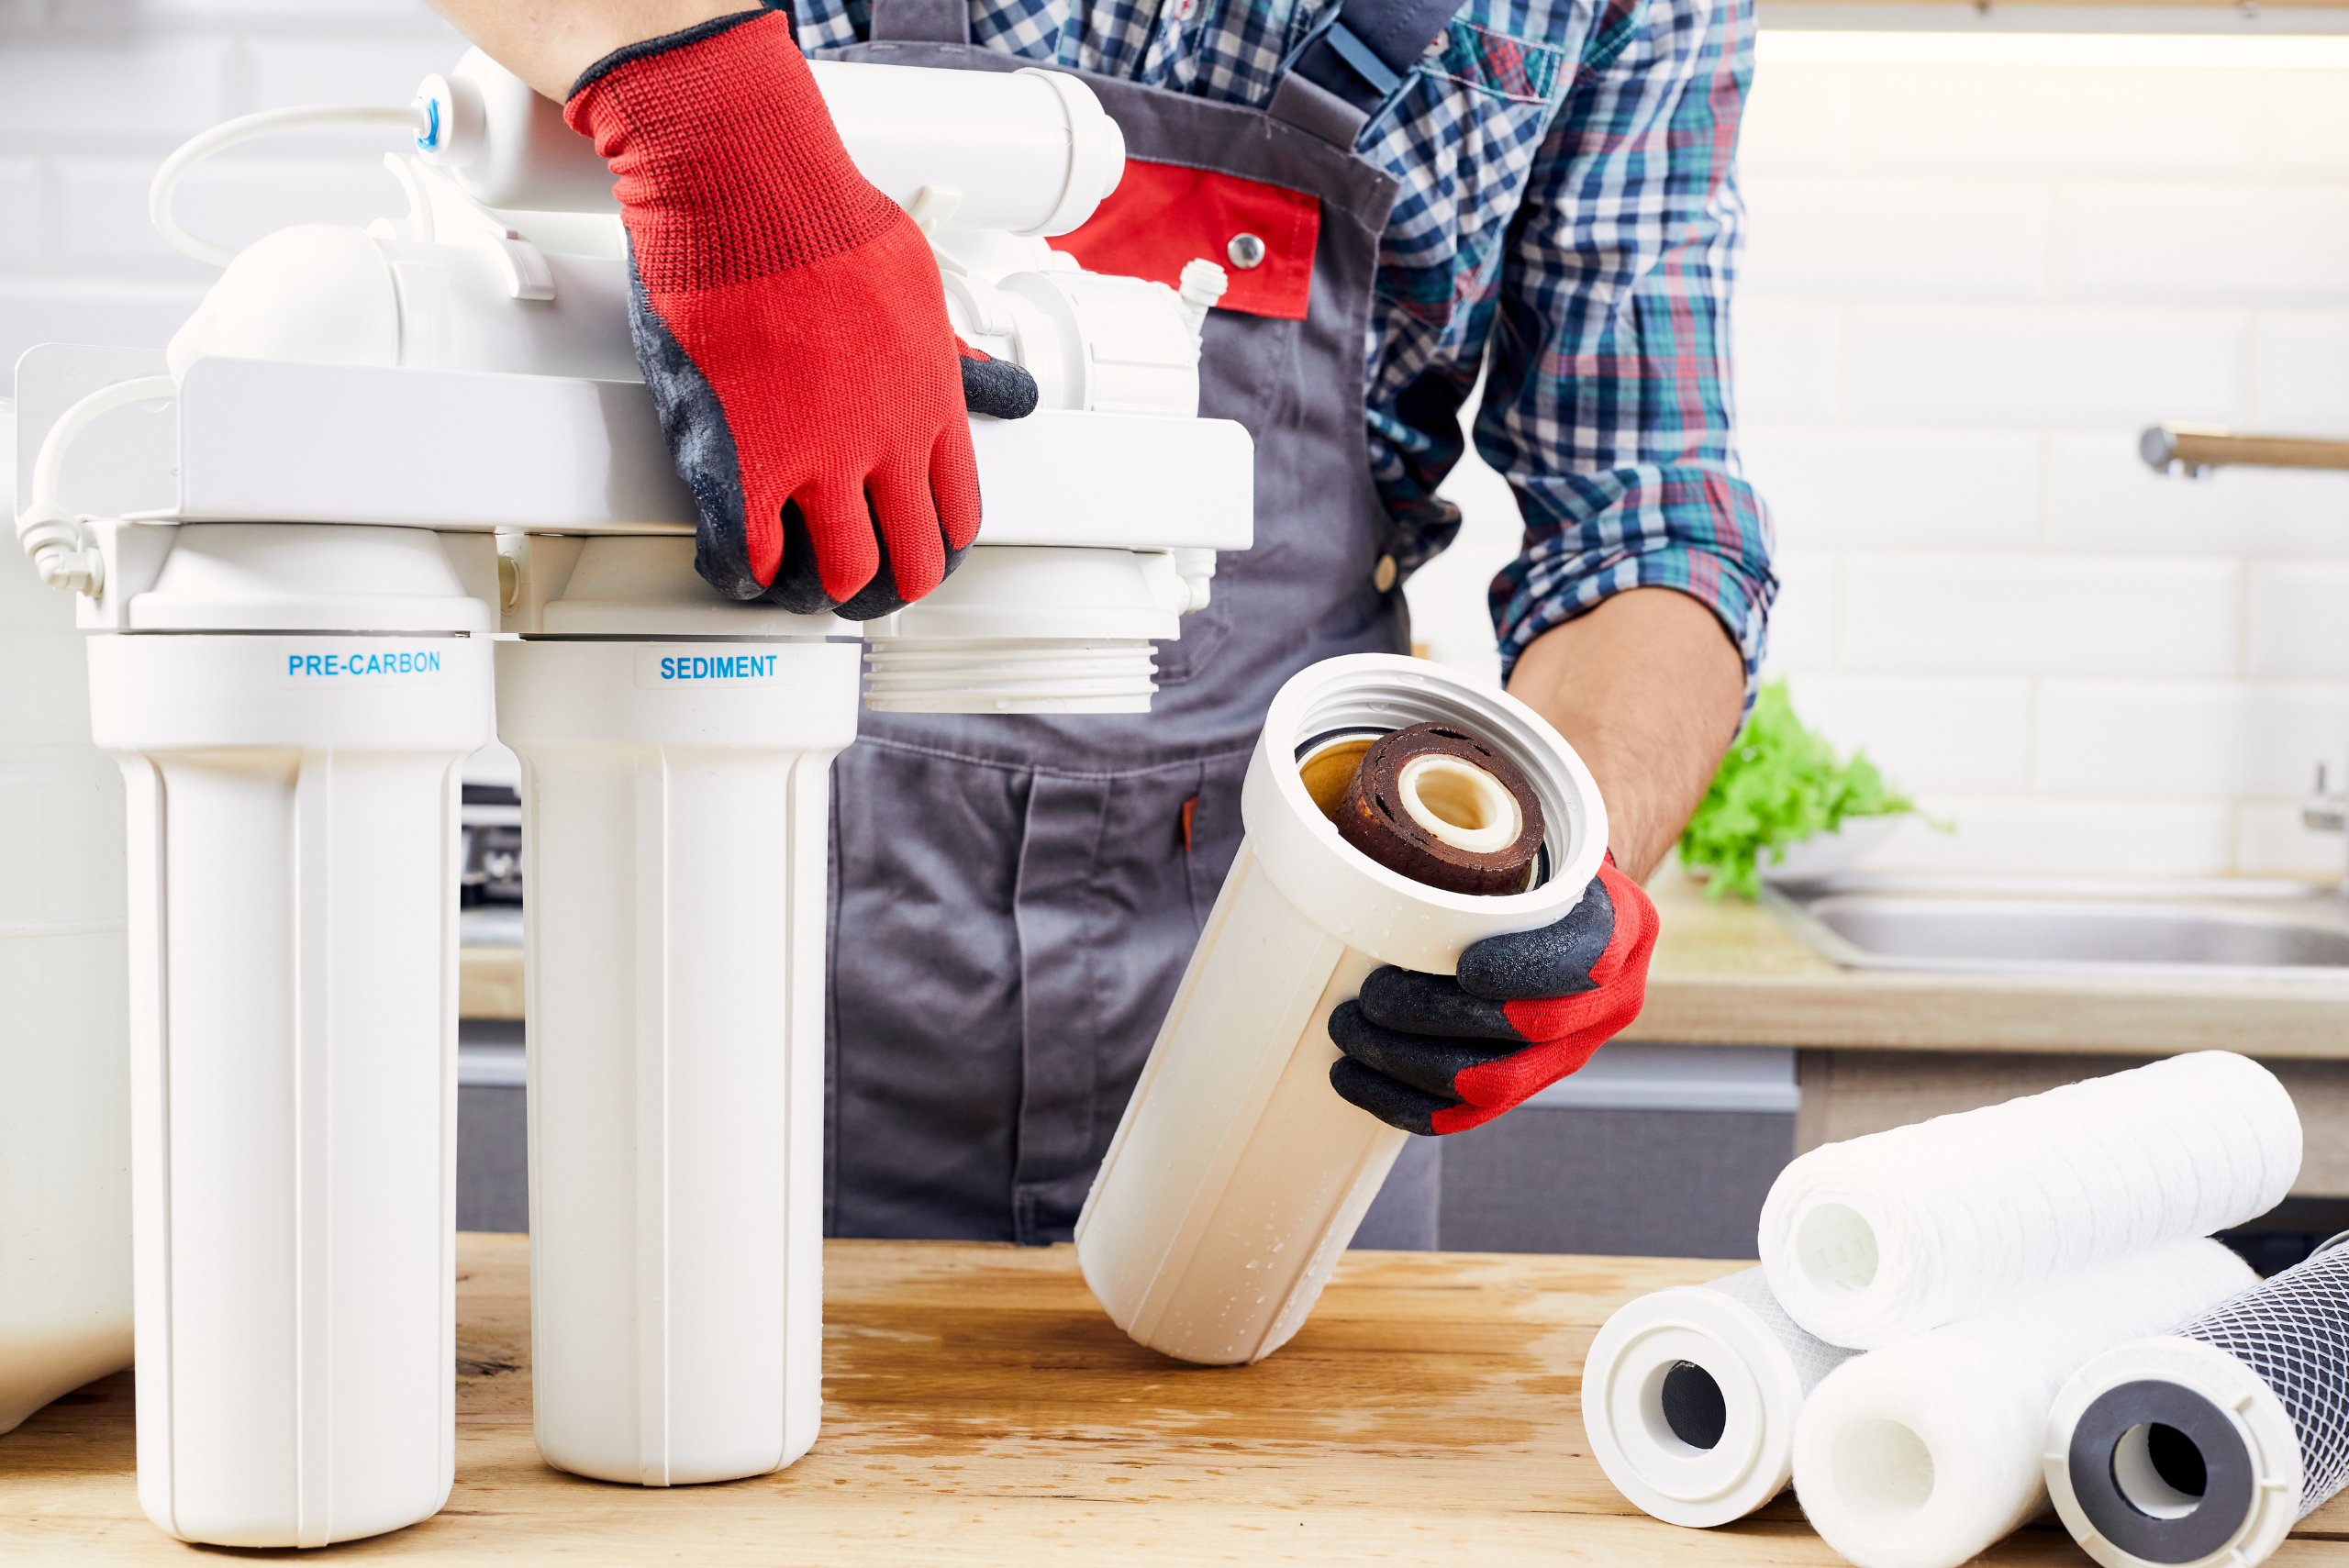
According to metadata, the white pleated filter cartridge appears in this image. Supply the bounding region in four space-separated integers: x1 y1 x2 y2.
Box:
1583 1268 1857 1527
1792 1238 2259 1568
1759 1051 2301 1351
2047 1238 2349 1568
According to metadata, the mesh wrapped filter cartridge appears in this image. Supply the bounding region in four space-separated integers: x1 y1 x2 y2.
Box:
1583 1268 1857 1527
1792 1239 2256 1568
1759 1051 2301 1351
2046 1238 2349 1568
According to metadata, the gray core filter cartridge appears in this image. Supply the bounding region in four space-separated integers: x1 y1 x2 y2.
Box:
2045 1238 2349 1568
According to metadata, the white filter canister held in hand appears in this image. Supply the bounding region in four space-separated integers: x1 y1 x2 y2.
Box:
1074 654 1608 1365
1791 1238 2258 1568
1583 1268 1857 1528
1760 1051 2299 1350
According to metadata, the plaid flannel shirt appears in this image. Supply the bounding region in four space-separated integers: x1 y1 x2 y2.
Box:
796 0 1776 689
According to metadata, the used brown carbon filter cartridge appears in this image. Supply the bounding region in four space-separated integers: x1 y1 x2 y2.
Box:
1328 722 1544 896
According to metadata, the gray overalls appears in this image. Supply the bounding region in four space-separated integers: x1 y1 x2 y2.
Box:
821 4 1445 1245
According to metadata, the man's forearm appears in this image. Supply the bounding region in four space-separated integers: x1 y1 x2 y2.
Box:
427 0 756 98
1504 587 1745 882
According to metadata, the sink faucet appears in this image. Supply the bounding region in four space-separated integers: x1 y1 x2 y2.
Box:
2305 763 2349 898
2142 424 2349 479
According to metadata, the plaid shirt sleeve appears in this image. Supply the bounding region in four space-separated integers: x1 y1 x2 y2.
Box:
1479 0 1776 697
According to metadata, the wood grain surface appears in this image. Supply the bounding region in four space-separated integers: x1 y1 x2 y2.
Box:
6 1236 2345 1564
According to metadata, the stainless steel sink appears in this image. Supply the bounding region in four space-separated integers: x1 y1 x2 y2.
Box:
1762 874 2349 981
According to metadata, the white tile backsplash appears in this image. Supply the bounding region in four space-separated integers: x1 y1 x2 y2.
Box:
1759 548 1840 670
1741 45 2349 879
0 39 234 144
1846 67 2258 180
0 160 39 270
1737 63 1854 177
1873 795 2241 877
2270 73 2349 180
1740 178 2050 301
1740 426 2040 550
2033 680 2349 797
1731 300 1844 423
2054 185 2349 305
2253 313 2349 432
1840 553 2242 677
2246 562 2349 678
2236 802 2345 877
1783 673 2034 792
1844 304 2249 429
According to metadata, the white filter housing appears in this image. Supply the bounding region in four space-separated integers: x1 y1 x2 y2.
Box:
0 390 132 1435
1074 655 1609 1363
496 536 854 1485
84 523 490 1546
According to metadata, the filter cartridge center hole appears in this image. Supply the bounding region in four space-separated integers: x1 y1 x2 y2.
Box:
1397 754 1521 853
1659 1361 1727 1451
1797 1202 1879 1296
2114 1422 2208 1520
1835 1418 1935 1519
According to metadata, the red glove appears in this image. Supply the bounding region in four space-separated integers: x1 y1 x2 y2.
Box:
1327 856 1658 1135
566 11 1036 617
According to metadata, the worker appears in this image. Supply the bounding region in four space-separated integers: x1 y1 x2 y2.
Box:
427 0 1772 1248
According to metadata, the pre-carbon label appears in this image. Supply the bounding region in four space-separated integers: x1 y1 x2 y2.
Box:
634 647 784 689
277 645 451 688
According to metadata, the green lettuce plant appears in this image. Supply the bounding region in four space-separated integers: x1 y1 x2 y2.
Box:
1677 680 1925 900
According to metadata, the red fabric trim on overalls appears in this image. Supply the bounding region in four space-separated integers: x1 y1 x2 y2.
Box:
1051 160 1319 321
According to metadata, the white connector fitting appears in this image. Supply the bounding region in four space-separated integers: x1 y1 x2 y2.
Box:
1177 258 1229 339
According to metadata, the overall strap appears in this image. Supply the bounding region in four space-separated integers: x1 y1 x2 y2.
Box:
867 0 973 44
1269 0 1459 146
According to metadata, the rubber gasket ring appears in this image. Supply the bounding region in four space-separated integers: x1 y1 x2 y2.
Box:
1333 721 1543 896
2065 1380 2254 1565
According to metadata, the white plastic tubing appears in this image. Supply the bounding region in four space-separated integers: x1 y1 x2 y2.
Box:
1074 654 1608 1364
1791 1238 2257 1568
89 523 490 1546
1583 1268 1857 1528
1759 1051 2300 1351
17 375 178 593
497 539 860 1486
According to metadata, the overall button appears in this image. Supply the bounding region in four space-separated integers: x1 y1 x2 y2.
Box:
1373 554 1398 593
1226 233 1266 269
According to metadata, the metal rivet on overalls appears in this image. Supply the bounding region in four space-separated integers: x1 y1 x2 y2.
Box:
1227 233 1266 269
1373 553 1398 593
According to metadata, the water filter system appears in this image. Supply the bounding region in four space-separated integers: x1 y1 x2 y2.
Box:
13 49 1251 1546
1074 655 1608 1364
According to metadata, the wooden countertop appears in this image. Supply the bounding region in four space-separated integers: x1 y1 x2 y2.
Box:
1624 871 2349 1059
8 1236 2346 1564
